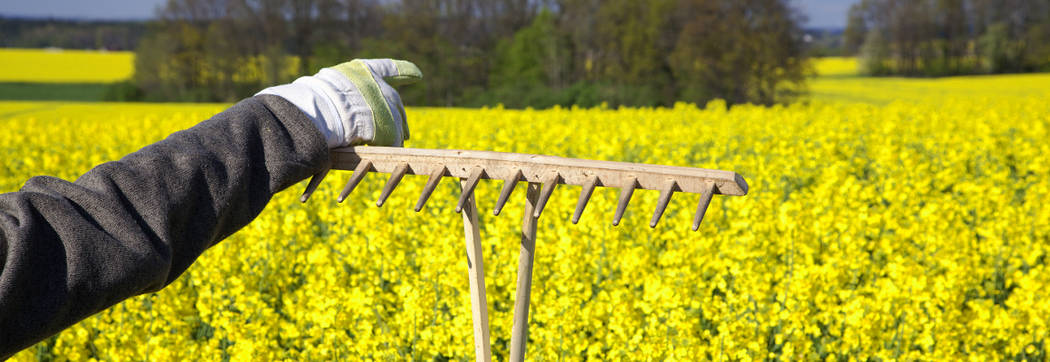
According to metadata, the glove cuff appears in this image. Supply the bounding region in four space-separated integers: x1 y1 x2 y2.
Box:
256 80 344 148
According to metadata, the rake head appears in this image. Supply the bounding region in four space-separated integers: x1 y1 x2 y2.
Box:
300 147 748 230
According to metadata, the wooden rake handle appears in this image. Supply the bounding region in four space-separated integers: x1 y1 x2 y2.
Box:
301 146 749 230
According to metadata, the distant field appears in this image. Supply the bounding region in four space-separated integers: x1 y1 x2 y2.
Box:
0 48 134 101
809 57 1050 104
0 48 133 83
812 56 860 77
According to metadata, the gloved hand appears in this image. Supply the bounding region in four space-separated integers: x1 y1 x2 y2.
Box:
257 59 423 148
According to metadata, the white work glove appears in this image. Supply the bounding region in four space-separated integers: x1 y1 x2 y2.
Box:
257 59 423 148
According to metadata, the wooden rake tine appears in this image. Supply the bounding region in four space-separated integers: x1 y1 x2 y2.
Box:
457 167 485 213
692 181 716 231
415 166 447 211
612 177 637 226
493 169 522 216
650 179 678 228
337 160 373 203
299 165 330 203
572 175 598 224
532 172 560 218
376 162 409 207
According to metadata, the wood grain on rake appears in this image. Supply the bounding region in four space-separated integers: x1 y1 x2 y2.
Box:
308 146 748 229
328 146 747 195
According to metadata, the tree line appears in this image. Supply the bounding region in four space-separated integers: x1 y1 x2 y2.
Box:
0 17 144 50
845 0 1050 76
125 0 809 107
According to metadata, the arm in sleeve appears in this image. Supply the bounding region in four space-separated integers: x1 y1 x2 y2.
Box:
0 95 329 357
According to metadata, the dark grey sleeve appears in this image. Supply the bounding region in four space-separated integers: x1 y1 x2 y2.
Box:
0 95 328 357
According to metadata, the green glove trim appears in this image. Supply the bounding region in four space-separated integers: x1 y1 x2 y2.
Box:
332 60 398 146
392 60 421 140
390 60 424 86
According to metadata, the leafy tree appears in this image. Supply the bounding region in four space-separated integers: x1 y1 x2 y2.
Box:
131 0 811 106
491 9 567 90
484 9 572 108
670 0 809 105
847 0 1050 76
860 28 890 75
843 4 868 55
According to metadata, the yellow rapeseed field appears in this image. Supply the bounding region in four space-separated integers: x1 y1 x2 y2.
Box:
809 57 1050 104
2 56 1049 360
0 48 134 83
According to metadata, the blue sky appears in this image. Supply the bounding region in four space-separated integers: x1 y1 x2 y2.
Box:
795 0 859 28
0 0 858 29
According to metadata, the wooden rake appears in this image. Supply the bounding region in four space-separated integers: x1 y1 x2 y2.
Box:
300 146 749 361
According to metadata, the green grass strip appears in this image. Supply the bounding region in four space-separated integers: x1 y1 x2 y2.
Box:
0 82 110 101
